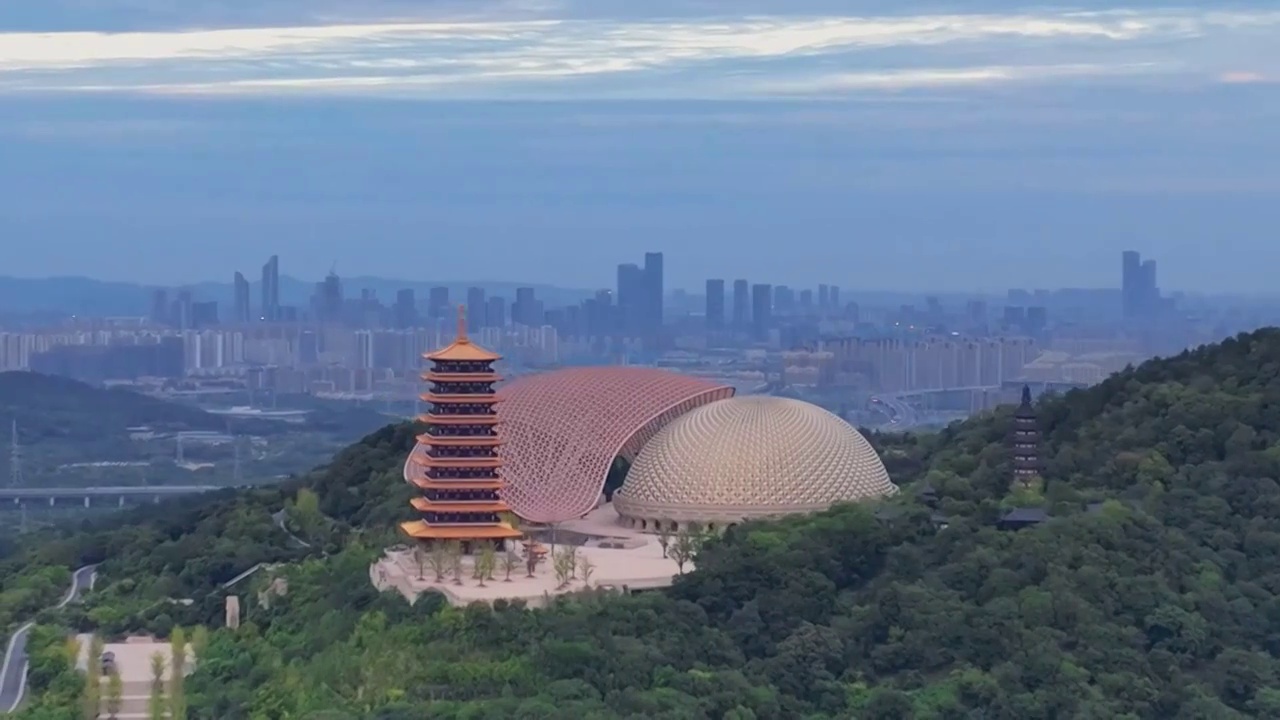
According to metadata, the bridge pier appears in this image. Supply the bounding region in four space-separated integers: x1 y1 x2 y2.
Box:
119 496 125 508
84 496 90 508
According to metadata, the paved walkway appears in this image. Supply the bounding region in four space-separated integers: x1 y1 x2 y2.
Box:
0 565 97 713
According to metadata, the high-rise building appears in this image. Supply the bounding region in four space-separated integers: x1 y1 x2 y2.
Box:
260 255 280 322
1121 250 1141 319
150 289 169 326
513 287 538 327
400 306 522 549
643 252 664 335
466 287 486 332
428 287 450 321
799 289 814 313
314 272 343 323
817 284 830 314
1121 250 1161 320
751 283 772 341
394 289 417 329
485 296 506 329
616 263 644 335
233 272 251 324
732 279 750 330
773 286 795 316
174 289 194 330
705 279 726 330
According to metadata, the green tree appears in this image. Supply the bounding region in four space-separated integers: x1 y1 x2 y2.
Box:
170 626 188 720
148 651 167 720
500 550 519 582
474 546 497 587
427 544 449 583
105 668 123 720
82 635 104 720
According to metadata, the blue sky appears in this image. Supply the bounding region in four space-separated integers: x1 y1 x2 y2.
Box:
0 1 1277 293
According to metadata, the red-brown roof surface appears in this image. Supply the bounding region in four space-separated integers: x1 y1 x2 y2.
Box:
494 367 733 523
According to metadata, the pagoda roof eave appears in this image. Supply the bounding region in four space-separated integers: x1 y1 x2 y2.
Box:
410 498 511 513
425 340 502 362
399 520 523 541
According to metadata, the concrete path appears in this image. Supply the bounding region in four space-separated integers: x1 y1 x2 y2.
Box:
0 564 97 713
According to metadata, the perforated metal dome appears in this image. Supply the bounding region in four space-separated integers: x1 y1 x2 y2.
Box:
614 395 897 528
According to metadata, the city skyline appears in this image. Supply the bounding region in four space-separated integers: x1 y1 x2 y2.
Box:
0 246 1246 298
2 2 1278 293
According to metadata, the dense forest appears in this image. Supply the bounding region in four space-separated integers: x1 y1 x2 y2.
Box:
9 329 1280 717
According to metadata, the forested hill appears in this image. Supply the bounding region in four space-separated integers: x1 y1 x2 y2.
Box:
12 330 1280 718
0 371 236 443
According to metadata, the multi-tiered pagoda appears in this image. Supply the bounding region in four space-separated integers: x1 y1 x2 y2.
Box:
400 306 522 550
1010 385 1041 482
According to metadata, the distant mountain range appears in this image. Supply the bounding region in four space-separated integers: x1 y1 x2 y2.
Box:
0 275 597 317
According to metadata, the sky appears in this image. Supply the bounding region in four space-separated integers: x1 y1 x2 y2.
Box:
0 0 1278 293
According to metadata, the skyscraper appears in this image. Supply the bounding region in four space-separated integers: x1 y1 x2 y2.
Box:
1121 250 1159 320
394 289 417 329
485 295 507 328
705 279 726 330
150 289 169 326
616 263 644 335
751 283 772 341
643 252 664 335
732 279 750 330
428 287 450 320
233 272 251 323
260 255 280 322
513 287 539 326
466 287 487 331
314 272 343 323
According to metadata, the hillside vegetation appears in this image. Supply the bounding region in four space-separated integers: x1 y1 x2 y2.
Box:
0 372 235 442
0 371 392 489
10 330 1280 718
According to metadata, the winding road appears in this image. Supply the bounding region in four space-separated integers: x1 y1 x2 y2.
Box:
0 565 97 714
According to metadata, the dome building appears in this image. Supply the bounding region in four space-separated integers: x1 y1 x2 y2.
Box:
614 396 897 531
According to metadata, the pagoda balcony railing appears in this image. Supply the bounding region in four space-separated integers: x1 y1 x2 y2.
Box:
427 469 503 480
425 448 499 459
427 404 497 415
423 513 502 525
1012 430 1037 438
423 371 501 383
422 486 496 499
425 394 499 405
420 414 499 425
432 361 495 374
429 383 496 395
416 452 501 464
423 427 497 437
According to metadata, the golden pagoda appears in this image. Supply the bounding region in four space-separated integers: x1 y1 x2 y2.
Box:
400 305 522 549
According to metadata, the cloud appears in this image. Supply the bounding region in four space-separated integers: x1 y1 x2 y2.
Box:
1220 71 1274 84
0 8 1278 98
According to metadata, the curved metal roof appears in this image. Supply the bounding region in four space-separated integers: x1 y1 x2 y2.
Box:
494 367 734 523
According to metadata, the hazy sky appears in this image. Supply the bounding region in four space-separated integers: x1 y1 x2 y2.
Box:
1 0 1278 292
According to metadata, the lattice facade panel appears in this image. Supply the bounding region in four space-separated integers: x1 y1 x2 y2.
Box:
480 367 734 523
614 395 898 528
